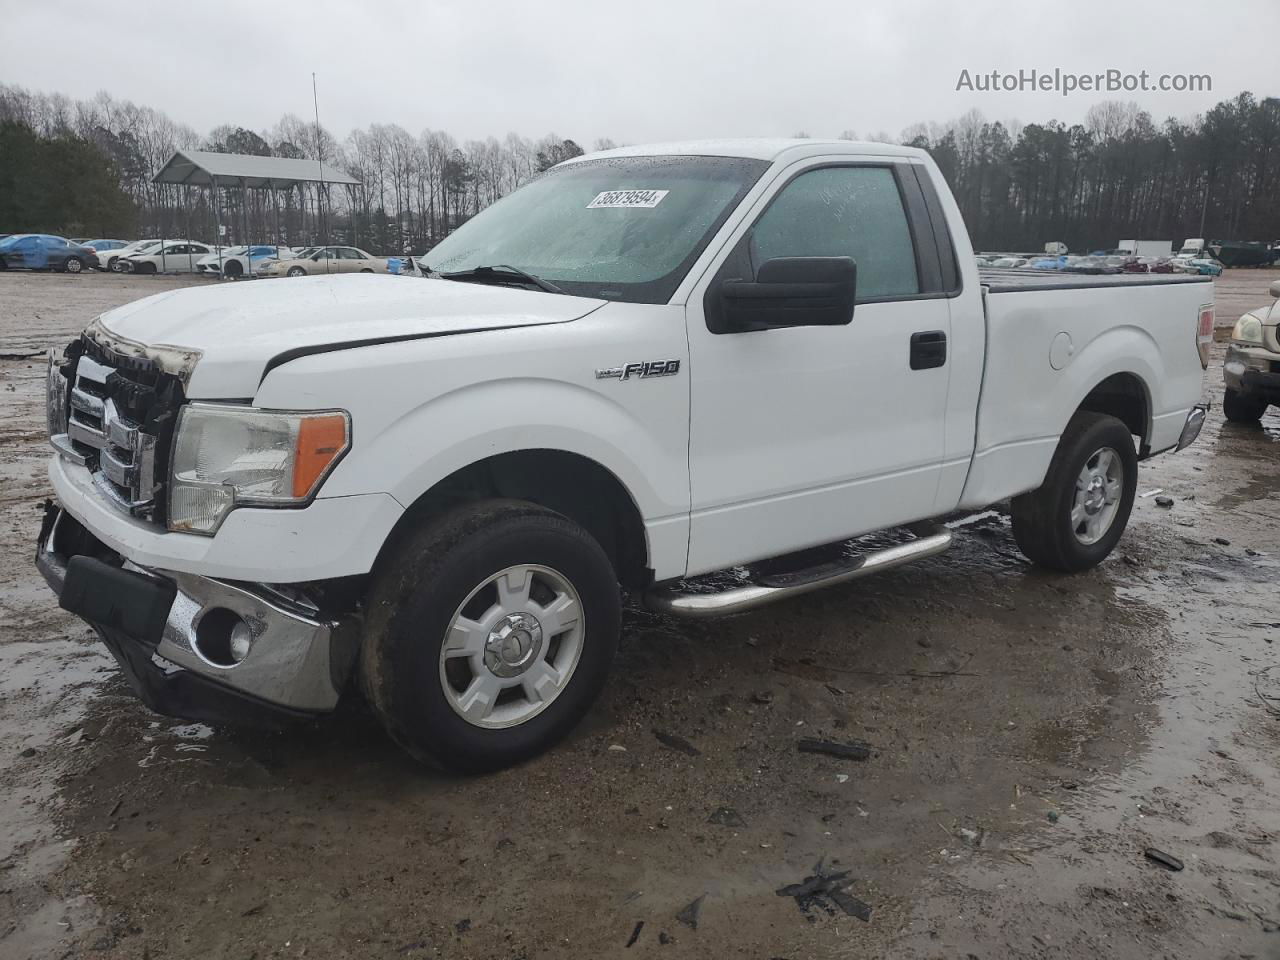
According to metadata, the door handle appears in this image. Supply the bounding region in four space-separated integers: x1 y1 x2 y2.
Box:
910 330 947 370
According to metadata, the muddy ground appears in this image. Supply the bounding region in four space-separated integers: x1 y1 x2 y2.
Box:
1 269 1278 960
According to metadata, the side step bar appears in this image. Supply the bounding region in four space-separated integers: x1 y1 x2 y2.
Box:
644 524 953 619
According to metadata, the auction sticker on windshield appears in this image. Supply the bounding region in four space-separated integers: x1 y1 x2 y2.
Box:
587 189 669 209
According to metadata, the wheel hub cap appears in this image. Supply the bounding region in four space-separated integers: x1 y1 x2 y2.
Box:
484 613 544 678
1071 446 1123 545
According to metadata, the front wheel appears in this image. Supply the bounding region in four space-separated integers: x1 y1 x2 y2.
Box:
1011 411 1138 572
360 500 621 773
63 256 84 274
1223 388 1268 423
287 266 306 277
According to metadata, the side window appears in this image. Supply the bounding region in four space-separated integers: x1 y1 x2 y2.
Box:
340 248 365 260
750 166 919 300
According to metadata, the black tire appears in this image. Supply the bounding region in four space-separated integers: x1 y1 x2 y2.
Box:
360 499 621 773
63 256 84 274
359 268 374 273
0 257 7 270
224 260 243 278
1223 387 1268 423
287 266 306 278
1011 411 1138 572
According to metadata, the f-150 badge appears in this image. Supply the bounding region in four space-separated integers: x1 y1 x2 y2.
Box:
596 360 681 381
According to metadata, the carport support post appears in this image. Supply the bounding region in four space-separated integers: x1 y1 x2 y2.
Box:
213 177 225 275
241 177 250 260
272 188 281 257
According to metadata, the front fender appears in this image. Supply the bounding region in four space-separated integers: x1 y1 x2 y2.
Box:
252 306 692 579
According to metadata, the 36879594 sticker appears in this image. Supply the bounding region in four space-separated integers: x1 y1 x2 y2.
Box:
586 189 669 209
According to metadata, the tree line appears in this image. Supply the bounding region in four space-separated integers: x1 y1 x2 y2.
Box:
1 82 1276 255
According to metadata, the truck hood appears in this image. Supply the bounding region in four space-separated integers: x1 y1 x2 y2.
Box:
94 274 607 397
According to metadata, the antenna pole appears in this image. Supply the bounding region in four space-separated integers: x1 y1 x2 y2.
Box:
312 72 328 245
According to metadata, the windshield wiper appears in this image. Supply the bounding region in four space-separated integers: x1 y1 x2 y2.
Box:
433 264 565 295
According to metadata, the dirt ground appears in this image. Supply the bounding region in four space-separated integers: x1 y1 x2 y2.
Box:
1 269 1278 960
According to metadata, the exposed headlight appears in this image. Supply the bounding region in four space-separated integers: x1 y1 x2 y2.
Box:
168 403 351 535
1233 314 1264 344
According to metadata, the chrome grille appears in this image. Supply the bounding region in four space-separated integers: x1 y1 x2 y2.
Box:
54 353 160 517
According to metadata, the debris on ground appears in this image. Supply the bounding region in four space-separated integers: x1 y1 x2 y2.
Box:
675 894 705 930
455 918 471 933
1143 847 1185 871
607 744 627 752
18 747 36 758
956 826 985 847
625 920 644 947
775 857 873 922
652 728 701 756
797 738 872 761
1139 488 1165 499
1213 537 1231 546
658 931 673 945
1155 496 1175 508
1047 810 1060 823
750 691 774 705
707 807 747 828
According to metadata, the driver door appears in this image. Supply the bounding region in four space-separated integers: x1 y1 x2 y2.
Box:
684 159 954 575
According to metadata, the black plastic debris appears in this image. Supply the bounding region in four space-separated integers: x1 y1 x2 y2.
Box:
676 894 705 929
1143 847 1184 871
707 807 747 828
658 931 673 945
652 728 701 756
775 857 873 922
797 738 872 761
1154 496 1174 508
625 921 644 947
455 918 471 934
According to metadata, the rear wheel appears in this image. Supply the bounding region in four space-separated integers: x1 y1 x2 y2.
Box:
1011 411 1138 572
1223 388 1268 423
360 268 374 274
360 500 620 773
224 259 243 278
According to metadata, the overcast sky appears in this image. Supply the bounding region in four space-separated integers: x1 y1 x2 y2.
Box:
3 0 1276 145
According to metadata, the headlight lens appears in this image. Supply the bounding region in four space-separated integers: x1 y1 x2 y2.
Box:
1233 314 1264 344
168 404 350 535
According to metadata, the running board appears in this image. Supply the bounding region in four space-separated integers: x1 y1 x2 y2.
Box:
644 525 953 619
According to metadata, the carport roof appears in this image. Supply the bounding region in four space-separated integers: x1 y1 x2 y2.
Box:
152 150 360 188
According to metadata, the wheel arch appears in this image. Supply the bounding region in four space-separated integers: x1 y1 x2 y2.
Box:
374 449 652 590
1075 371 1153 452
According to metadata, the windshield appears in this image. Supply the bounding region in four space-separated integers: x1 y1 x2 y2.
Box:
423 155 769 303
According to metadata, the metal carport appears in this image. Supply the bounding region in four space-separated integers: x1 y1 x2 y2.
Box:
151 150 360 275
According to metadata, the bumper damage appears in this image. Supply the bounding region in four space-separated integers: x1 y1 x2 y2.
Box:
1176 403 1209 451
37 502 358 726
1224 343 1280 403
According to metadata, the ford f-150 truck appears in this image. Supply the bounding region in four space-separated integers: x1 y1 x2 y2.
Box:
37 140 1213 772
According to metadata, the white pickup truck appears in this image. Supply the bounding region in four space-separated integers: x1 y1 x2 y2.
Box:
38 140 1213 771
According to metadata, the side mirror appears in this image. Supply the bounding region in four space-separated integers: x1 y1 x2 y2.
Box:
719 257 857 331
1270 279 1280 299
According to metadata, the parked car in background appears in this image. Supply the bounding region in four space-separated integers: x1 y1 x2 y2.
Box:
0 234 98 273
102 239 160 272
1223 279 1280 422
254 247 311 277
989 256 1028 268
1187 258 1224 277
196 245 290 279
82 239 129 256
121 241 215 274
260 245 388 277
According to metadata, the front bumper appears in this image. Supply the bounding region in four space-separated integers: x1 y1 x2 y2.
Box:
37 503 356 725
1224 343 1280 402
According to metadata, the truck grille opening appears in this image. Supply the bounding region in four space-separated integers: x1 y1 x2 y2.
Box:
52 336 185 524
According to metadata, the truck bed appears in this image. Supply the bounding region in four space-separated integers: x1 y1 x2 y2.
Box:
979 268 1212 293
